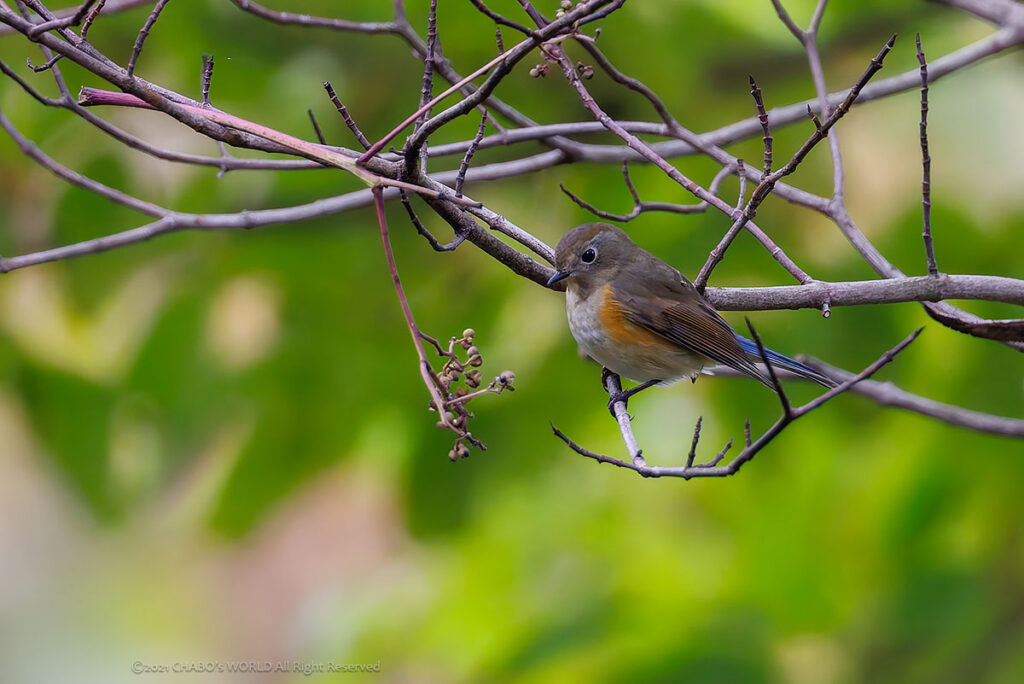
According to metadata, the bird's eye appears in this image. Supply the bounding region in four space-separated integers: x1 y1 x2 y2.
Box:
581 247 597 264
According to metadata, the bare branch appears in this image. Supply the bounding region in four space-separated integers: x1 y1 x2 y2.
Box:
553 329 923 478
363 0 617 164
406 0 439 171
560 162 736 222
468 0 536 37
26 52 62 73
0 0 146 37
25 0 99 39
693 34 896 289
931 0 1024 27
828 208 1024 352
1 0 1020 468
400 191 466 252
801 356 1024 437
735 159 747 209
553 38 811 285
228 0 401 33
923 307 1024 343
76 87 482 205
372 186 446 419
770 0 806 41
704 275 1024 311
0 109 166 217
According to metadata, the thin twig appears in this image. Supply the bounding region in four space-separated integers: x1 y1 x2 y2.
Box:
372 186 458 436
917 33 938 276
753 34 895 206
228 0 401 33
77 87 482 206
27 53 61 72
770 0 806 41
400 191 466 251
694 34 897 289
127 0 172 78
0 0 146 39
749 75 773 179
308 109 325 145
323 82 371 150
200 53 214 106
801 0 845 201
80 0 106 38
0 109 167 217
362 0 615 164
468 0 536 37
560 162 737 222
359 34 533 163
25 0 99 38
406 0 438 171
553 40 811 284
685 416 702 468
806 104 822 130
745 318 791 417
456 112 488 197
735 159 747 209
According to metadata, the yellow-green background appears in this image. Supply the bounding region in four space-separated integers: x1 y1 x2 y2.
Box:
1 1 1022 682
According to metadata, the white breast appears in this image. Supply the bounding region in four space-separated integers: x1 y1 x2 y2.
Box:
564 284 706 383
565 286 608 361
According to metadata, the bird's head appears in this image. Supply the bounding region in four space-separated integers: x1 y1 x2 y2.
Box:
547 223 636 292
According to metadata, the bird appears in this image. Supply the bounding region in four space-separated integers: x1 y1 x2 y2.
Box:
547 223 835 408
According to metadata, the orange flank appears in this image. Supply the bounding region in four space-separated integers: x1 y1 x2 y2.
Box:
598 285 672 350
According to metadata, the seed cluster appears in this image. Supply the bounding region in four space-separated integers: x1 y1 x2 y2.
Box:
425 328 515 460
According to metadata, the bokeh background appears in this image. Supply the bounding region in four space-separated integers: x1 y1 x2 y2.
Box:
1 1 1022 682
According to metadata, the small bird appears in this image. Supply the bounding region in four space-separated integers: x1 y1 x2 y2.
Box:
547 223 835 406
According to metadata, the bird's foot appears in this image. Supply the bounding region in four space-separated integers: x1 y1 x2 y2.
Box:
605 379 660 417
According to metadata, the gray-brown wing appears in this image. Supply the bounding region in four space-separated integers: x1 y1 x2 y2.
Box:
613 276 771 386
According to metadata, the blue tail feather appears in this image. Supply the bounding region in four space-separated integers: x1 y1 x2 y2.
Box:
733 334 836 388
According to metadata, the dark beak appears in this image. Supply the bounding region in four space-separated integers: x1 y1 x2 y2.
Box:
546 269 572 287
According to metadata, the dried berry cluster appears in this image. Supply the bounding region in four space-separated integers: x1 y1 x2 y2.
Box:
424 328 515 460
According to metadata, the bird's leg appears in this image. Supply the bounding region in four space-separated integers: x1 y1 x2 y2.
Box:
602 368 660 416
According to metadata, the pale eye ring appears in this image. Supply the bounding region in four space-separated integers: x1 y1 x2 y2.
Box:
581 247 597 264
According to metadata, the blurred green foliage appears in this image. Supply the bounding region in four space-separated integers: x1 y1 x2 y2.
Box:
0 1 1022 683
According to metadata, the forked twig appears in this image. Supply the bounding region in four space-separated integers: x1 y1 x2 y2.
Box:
25 0 100 38
693 34 897 290
551 38 811 285
560 162 737 222
77 87 482 206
